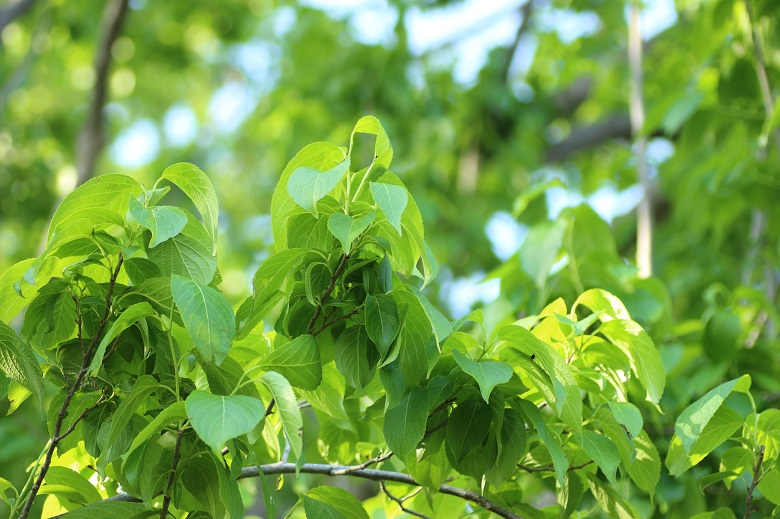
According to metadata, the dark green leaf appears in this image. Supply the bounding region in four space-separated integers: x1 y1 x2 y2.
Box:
384 387 428 459
260 334 322 390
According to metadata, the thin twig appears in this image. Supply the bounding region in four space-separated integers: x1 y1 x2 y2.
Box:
307 254 349 334
380 481 432 519
18 255 124 519
744 444 765 519
80 462 526 519
159 428 184 519
313 307 360 336
517 460 594 474
57 390 109 442
331 451 394 475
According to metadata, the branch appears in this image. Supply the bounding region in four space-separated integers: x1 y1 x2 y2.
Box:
629 0 653 278
380 481 431 519
330 451 394 475
517 460 593 474
75 0 130 186
18 255 124 519
744 444 765 519
546 115 632 162
0 0 36 35
159 428 184 519
501 0 533 83
81 462 526 519
307 253 350 334
314 307 360 336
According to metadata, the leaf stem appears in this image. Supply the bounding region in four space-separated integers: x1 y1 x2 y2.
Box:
744 444 765 519
159 427 185 519
307 253 350 334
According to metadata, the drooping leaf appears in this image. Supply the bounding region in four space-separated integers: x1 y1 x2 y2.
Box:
171 275 235 365
287 158 350 216
351 115 393 169
106 375 162 447
128 196 188 248
627 431 661 498
57 501 154 518
260 371 303 460
364 294 400 357
260 334 322 390
370 182 407 235
334 326 376 389
186 390 265 452
40 466 102 505
161 162 220 254
124 400 187 459
517 399 569 486
577 431 620 484
384 387 428 459
600 320 666 404
0 321 43 405
446 398 491 462
607 401 643 439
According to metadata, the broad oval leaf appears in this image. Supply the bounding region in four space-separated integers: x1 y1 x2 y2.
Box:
171 275 235 366
303 486 369 519
186 390 265 452
148 212 217 285
128 196 188 248
452 349 512 403
287 158 350 216
600 319 665 404
369 182 407 235
327 211 375 253
384 386 428 459
260 334 322 390
364 294 400 357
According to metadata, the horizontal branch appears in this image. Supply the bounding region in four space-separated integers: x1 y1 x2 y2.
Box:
546 115 631 162
75 462 525 519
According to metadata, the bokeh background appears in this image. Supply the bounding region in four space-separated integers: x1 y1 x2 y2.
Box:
2 0 780 517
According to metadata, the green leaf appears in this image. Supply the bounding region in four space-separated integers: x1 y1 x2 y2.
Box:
577 431 620 484
58 501 154 518
124 400 187 459
260 334 322 390
587 473 639 519
517 399 569 486
107 375 162 447
186 390 265 452
303 485 370 519
758 469 780 505
161 162 220 254
600 320 666 404
334 326 376 389
147 212 217 284
370 182 408 235
0 321 43 405
260 371 303 460
488 407 527 484
674 375 750 453
384 387 428 459
287 158 350 216
88 302 157 376
171 275 235 365
446 398 491 461
607 402 643 439
499 325 582 433
519 219 565 288
328 211 375 253
351 115 393 169
21 277 76 350
757 409 780 459
0 258 59 324
628 431 661 498
128 196 188 248
48 174 142 243
573 288 631 321
364 294 400 357
452 350 512 403
41 466 102 505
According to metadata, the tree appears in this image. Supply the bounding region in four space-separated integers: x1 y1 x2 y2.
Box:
0 116 777 518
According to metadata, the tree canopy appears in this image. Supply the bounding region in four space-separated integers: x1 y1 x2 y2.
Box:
1 0 780 518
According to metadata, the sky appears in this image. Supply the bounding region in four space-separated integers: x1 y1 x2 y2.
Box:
108 0 680 318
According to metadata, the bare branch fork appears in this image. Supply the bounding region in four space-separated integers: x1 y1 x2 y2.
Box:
17 255 124 519
73 462 526 519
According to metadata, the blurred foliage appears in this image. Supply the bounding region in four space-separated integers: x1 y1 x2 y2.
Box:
1 0 780 517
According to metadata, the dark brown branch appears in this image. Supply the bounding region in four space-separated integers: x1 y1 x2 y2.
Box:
546 115 632 162
75 0 130 186
744 444 765 519
314 307 360 336
160 428 184 519
0 0 36 34
502 0 533 83
265 398 276 418
307 254 350 334
86 462 526 519
57 390 109 442
18 255 124 519
380 481 431 519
